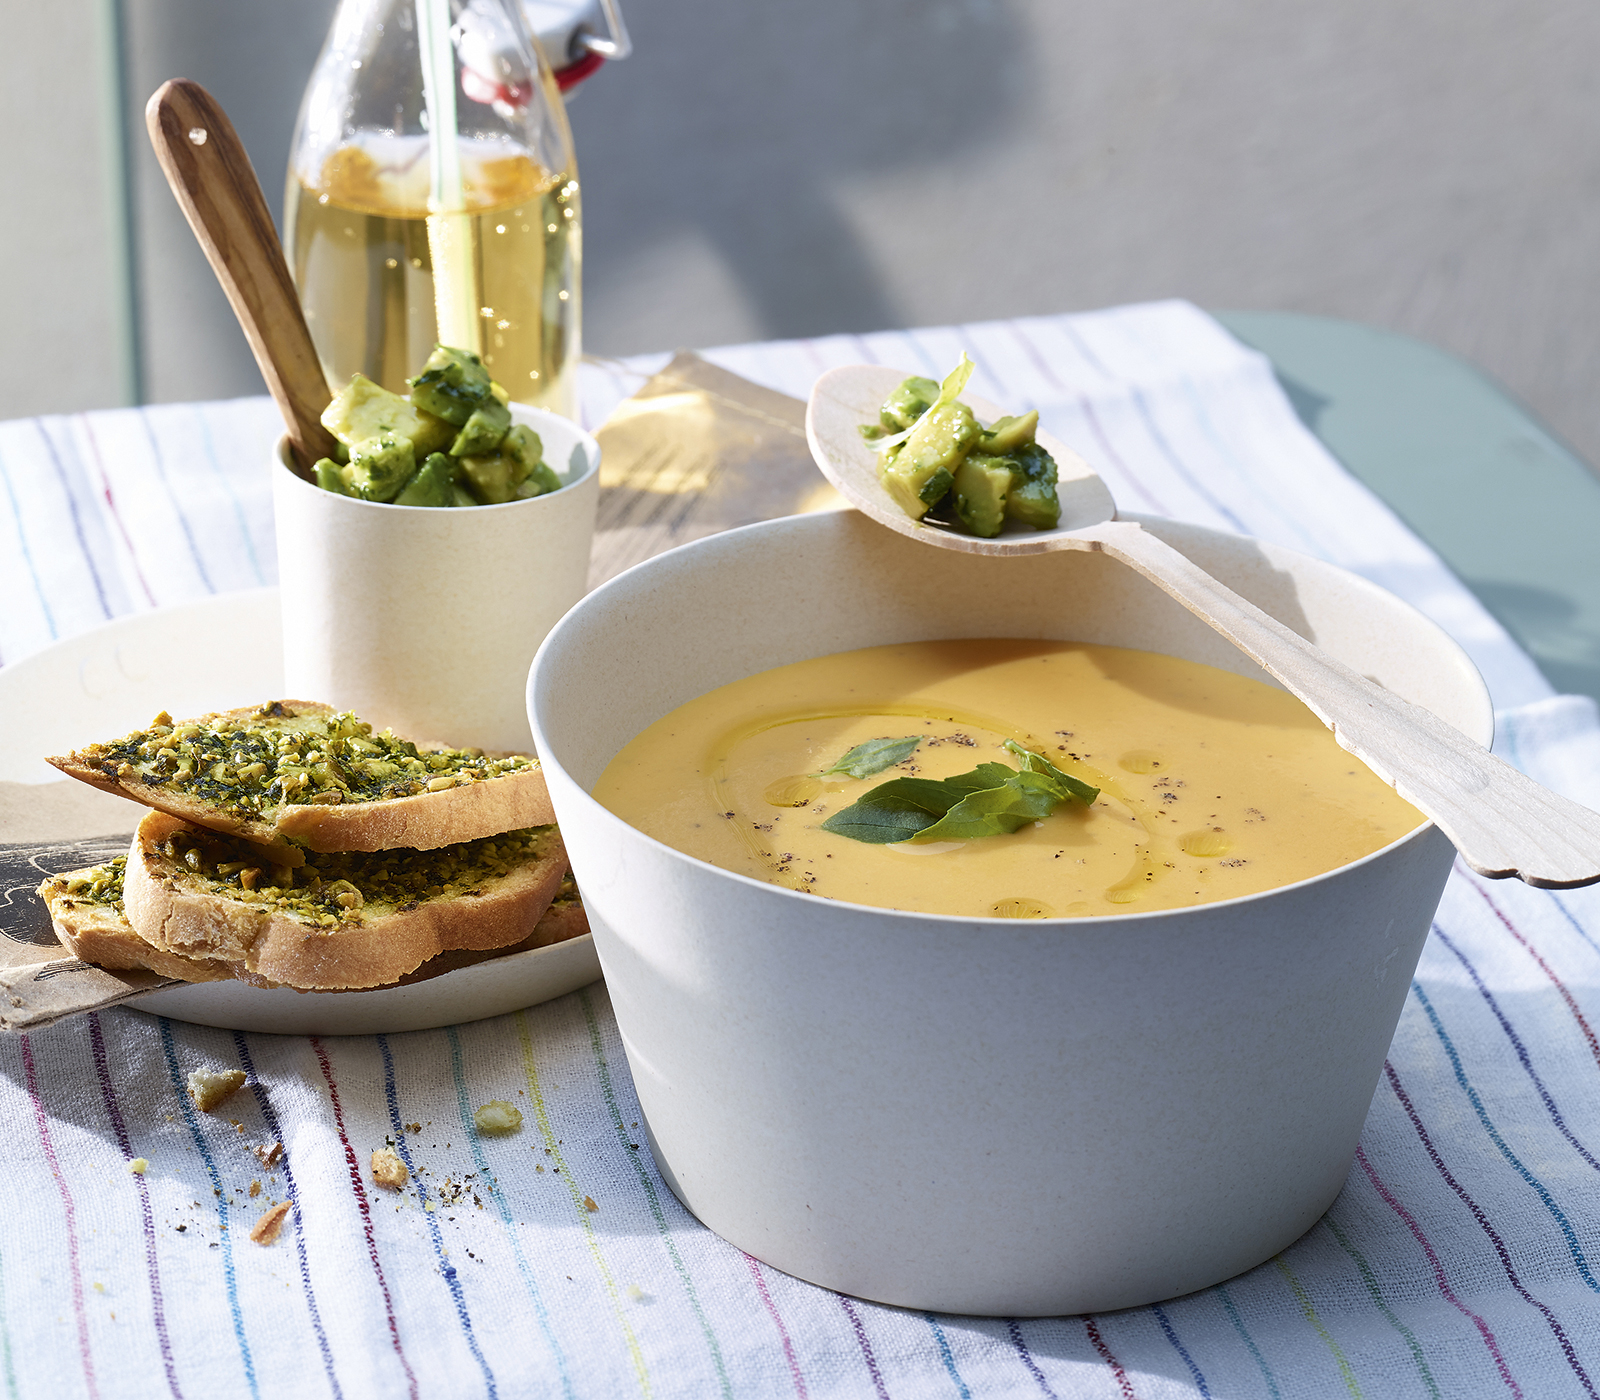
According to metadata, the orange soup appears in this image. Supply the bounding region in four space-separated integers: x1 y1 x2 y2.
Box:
594 639 1425 918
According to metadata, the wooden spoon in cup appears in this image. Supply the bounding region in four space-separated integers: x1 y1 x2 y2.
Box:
146 79 336 478
807 363 1600 890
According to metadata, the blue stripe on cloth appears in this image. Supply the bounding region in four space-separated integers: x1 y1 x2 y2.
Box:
1152 1304 1212 1398
1215 1284 1281 1400
0 440 58 644
137 410 215 594
376 1033 499 1399
1005 1319 1059 1399
158 1019 258 1400
230 1032 343 1400
191 406 267 587
577 990 733 1397
1430 925 1600 1174
1409 981 1600 1293
31 420 114 621
442 1025 571 1398
922 1314 970 1399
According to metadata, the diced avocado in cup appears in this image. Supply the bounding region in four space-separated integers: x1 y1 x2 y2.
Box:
408 345 494 426
308 346 568 506
393 452 459 508
346 433 416 502
321 374 453 456
449 397 512 457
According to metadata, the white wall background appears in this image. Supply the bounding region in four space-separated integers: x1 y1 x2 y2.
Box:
6 0 1600 468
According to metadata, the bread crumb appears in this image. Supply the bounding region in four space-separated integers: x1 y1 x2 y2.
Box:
625 1284 645 1302
92 1282 105 1294
473 1101 523 1135
250 1202 292 1245
187 1068 246 1113
425 1200 438 1213
253 1141 283 1167
584 1196 598 1212
127 1158 148 1176
371 1148 408 1190
249 1179 261 1198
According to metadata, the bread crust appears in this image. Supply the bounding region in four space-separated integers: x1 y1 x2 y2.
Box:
47 700 553 856
39 875 237 983
123 811 567 991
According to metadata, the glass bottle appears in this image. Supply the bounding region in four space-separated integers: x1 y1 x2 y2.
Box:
285 0 581 417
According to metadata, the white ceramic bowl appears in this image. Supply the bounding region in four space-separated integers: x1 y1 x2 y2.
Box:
274 405 599 754
528 509 1491 1316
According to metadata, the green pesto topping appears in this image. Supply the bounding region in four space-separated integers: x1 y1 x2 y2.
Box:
153 825 558 930
56 857 127 908
80 702 537 821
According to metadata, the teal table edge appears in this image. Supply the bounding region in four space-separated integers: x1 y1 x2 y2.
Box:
1213 310 1600 707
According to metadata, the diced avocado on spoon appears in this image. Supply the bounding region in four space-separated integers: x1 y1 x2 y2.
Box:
864 357 1063 539
312 345 564 507
807 358 1600 891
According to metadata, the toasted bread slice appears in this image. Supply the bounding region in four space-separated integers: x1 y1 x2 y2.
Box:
47 701 554 857
123 810 568 991
39 855 588 992
38 857 237 983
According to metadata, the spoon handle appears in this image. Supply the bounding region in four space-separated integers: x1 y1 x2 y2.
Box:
145 79 337 478
1087 519 1600 889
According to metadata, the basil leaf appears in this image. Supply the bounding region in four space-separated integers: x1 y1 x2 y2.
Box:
819 774 959 843
820 736 923 780
818 801 937 844
912 771 1063 842
944 761 1018 792
1003 740 1100 805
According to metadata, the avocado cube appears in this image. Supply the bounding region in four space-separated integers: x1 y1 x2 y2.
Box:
394 452 459 508
408 344 493 426
981 411 1039 455
346 432 416 502
952 454 1013 537
1004 443 1061 531
449 397 512 457
501 424 544 473
322 373 454 454
451 484 480 508
458 450 521 504
879 401 980 521
917 466 954 508
314 458 356 496
878 376 940 432
514 460 564 498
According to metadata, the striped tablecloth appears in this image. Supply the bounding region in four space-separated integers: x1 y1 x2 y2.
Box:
3 300 1600 1398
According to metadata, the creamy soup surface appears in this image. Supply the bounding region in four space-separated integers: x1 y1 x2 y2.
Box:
593 639 1426 918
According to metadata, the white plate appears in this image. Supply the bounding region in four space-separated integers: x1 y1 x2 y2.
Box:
0 589 601 1034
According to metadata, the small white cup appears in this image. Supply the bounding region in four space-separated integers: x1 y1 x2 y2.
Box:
274 405 599 753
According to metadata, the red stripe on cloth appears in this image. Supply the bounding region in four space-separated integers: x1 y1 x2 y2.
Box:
1464 871 1600 1074
743 1255 808 1399
1084 1318 1139 1400
21 1035 100 1400
78 417 157 608
311 1038 418 1399
1356 1133 1520 1397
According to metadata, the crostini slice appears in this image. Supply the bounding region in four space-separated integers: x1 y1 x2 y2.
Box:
47 701 555 858
121 810 568 991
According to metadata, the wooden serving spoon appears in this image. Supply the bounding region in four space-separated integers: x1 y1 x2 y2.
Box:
146 79 337 478
807 363 1600 890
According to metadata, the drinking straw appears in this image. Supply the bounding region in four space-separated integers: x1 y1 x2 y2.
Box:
416 0 481 354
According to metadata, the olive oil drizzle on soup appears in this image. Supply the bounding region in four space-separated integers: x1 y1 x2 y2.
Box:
593 640 1425 918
